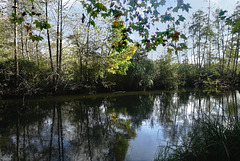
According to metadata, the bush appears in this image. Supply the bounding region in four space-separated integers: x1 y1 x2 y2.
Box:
153 55 178 89
0 59 52 96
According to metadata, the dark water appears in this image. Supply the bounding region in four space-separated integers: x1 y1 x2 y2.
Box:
0 90 239 161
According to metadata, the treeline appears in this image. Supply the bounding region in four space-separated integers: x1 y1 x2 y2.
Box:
0 0 240 98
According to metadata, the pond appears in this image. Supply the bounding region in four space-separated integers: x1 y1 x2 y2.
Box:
0 90 239 161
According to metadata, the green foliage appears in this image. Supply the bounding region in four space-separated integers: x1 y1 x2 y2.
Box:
103 49 154 91
0 59 52 96
34 20 51 30
9 13 24 24
153 54 179 89
0 14 12 60
29 35 44 42
177 64 197 87
9 0 49 44
126 54 154 90
105 18 137 74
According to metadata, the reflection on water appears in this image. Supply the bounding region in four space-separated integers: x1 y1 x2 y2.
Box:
0 90 239 161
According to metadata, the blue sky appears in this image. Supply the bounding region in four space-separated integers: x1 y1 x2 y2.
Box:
187 0 238 12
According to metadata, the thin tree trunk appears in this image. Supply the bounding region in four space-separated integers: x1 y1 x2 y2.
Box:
57 106 61 161
59 106 64 161
19 0 24 59
46 0 55 92
221 29 226 75
76 41 83 81
49 106 55 161
21 23 24 59
16 106 20 161
14 0 19 87
198 30 201 69
46 0 54 73
207 0 211 68
59 0 63 74
86 22 90 81
234 33 240 80
192 37 196 64
56 0 60 74
227 33 234 72
36 42 39 68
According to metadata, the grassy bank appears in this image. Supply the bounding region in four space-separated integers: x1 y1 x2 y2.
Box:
155 115 240 161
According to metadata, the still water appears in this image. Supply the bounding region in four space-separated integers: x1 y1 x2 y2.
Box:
0 90 239 161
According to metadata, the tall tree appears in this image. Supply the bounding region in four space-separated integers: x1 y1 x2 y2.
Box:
14 0 19 87
46 0 54 73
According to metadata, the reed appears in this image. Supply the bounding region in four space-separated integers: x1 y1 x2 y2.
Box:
155 115 240 161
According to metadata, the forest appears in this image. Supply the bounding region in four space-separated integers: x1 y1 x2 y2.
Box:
1 1 240 161
0 0 240 98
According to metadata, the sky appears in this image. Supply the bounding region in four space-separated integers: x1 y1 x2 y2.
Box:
188 0 238 11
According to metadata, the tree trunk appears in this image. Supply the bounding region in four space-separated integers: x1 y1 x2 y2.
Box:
86 22 90 82
21 22 24 59
227 33 234 73
14 0 19 87
233 33 240 81
56 0 60 74
221 29 226 75
46 0 54 73
36 42 39 68
59 0 63 74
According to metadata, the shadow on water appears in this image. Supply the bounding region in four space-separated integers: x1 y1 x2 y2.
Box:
0 90 239 161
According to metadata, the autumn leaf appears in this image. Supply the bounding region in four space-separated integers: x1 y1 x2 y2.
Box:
112 21 119 27
146 40 151 51
114 13 122 18
172 32 180 41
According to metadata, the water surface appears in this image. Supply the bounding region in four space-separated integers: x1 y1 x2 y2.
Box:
0 90 239 161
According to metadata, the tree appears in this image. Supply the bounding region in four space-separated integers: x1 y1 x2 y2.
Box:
189 10 208 69
0 0 192 95
13 0 19 87
0 9 12 60
125 48 154 91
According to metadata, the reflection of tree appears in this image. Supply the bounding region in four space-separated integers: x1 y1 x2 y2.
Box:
68 98 137 161
0 97 138 161
104 95 154 128
0 101 51 160
49 105 55 161
1 91 240 161
48 103 64 161
153 90 240 146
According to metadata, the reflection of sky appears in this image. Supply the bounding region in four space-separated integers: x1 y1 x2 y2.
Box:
125 120 163 161
125 91 240 161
